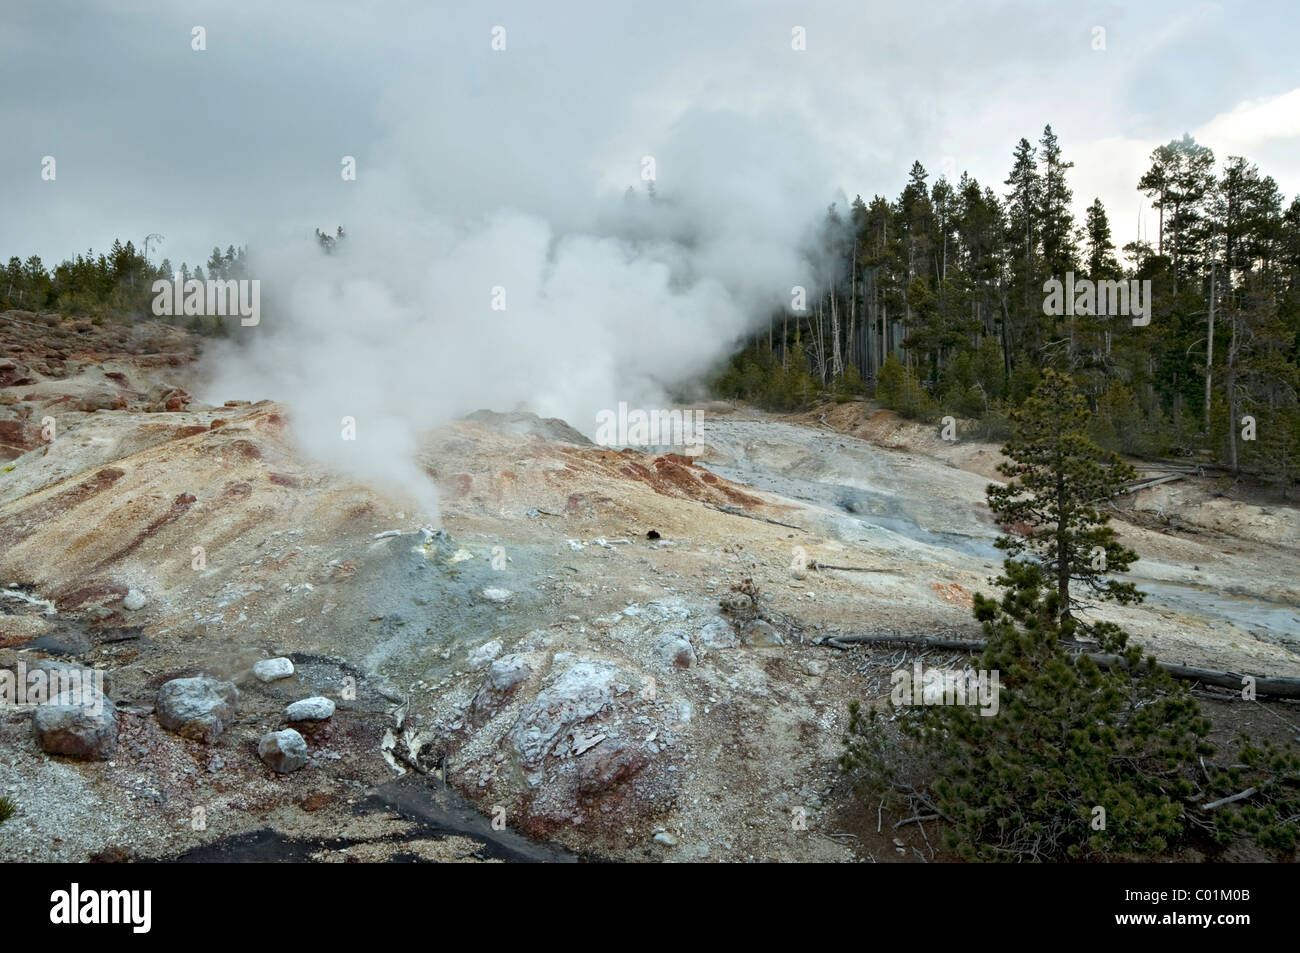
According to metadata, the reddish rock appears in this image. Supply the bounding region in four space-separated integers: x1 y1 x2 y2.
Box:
578 742 649 796
76 393 127 412
0 418 29 446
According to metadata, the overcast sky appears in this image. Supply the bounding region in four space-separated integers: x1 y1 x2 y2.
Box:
3 0 1298 271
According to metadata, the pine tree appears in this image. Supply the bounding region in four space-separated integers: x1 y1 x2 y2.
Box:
986 369 1142 633
1004 137 1043 356
1137 142 1174 258
1084 198 1119 277
842 391 1217 861
1140 135 1215 289
1037 124 1077 279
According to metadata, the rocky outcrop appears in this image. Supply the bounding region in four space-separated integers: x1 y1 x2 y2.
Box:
509 657 630 771
468 653 533 726
0 313 199 463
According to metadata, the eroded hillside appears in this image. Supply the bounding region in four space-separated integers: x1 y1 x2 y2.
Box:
1 311 1296 863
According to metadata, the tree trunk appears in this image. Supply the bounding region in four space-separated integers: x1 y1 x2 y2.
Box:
849 241 858 375
830 290 843 379
1056 469 1070 618
1228 312 1239 473
1204 262 1216 436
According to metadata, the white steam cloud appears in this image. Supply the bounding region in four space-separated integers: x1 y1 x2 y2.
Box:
200 19 839 522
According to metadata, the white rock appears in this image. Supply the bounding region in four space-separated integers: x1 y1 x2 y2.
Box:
123 589 147 611
653 832 678 847
487 655 531 689
480 587 514 605
653 632 696 670
468 639 503 669
697 616 738 649
572 731 606 755
156 677 238 743
509 659 623 767
285 696 335 721
258 729 308 773
253 657 295 682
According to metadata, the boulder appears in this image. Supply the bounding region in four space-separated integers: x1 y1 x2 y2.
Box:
740 619 783 647
467 639 503 670
76 393 127 413
285 696 335 722
33 688 117 760
258 728 308 773
469 654 532 726
653 632 696 670
252 657 294 682
122 589 147 611
156 677 238 743
696 616 737 649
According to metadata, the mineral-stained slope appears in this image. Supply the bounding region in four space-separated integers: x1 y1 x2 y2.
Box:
1 311 1296 862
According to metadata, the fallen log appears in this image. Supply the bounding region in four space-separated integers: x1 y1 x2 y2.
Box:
704 502 806 532
1201 787 1258 811
1089 653 1300 699
810 560 897 573
817 633 1300 699
820 633 987 652
1122 473 1184 493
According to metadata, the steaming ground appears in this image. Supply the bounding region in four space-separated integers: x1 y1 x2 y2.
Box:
1 314 1297 862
